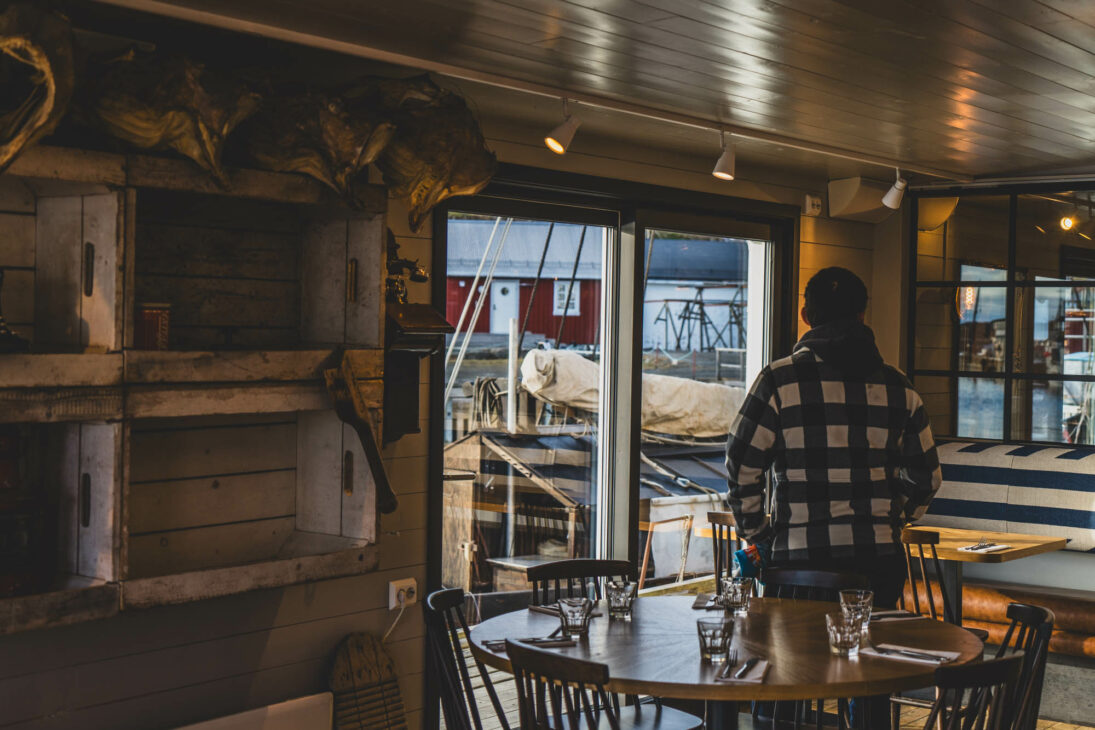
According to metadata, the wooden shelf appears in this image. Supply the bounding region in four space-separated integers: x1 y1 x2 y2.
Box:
121 539 379 609
5 145 387 211
0 576 120 635
0 350 382 422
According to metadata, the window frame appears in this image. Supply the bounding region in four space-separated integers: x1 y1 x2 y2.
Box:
907 183 1095 444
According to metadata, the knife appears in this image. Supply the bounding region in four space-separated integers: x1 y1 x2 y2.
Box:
733 657 760 679
877 646 945 662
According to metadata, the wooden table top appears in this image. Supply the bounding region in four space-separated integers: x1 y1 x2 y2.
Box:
469 595 983 701
905 526 1068 564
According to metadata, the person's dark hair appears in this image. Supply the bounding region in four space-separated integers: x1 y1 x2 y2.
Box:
803 267 868 326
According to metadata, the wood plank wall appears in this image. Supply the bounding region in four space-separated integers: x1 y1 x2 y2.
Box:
0 128 876 730
134 191 304 351
0 197 430 730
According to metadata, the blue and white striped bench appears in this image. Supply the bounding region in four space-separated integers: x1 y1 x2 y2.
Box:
920 440 1095 553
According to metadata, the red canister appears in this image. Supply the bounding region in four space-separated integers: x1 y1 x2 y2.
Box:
136 303 171 350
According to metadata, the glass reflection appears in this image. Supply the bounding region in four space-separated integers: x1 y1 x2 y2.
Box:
957 377 1003 439
1031 380 1095 445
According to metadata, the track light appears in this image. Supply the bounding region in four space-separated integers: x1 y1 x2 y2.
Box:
881 167 907 209
712 132 736 181
545 99 580 154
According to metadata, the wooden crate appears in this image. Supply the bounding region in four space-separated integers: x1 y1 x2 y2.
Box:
0 145 389 628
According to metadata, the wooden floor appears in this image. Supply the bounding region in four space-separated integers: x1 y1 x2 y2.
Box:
448 633 1095 729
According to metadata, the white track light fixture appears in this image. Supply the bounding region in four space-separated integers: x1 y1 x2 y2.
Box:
882 167 907 209
712 132 736 180
545 99 580 154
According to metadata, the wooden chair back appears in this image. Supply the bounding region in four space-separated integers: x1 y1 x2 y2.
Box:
900 528 955 623
506 639 619 730
995 604 1054 730
706 512 740 597
425 588 510 730
760 568 869 601
525 559 635 606
924 653 1024 730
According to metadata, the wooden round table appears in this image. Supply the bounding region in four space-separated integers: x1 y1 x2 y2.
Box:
469 595 984 703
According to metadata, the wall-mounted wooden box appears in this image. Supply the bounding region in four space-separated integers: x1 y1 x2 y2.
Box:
0 146 388 632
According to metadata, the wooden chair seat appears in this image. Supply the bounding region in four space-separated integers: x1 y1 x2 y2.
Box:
545 704 703 730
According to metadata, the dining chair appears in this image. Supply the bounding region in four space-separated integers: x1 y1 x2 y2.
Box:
921 653 1024 730
707 511 740 599
505 639 703 730
993 604 1054 730
526 558 635 606
755 569 869 729
899 528 990 640
425 588 511 730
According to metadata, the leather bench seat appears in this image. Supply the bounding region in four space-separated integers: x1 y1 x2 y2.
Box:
902 581 1095 659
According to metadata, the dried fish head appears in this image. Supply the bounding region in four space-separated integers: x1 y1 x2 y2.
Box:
245 90 395 203
91 54 260 184
0 4 74 172
375 90 496 232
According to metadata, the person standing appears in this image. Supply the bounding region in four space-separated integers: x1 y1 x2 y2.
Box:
724 266 941 607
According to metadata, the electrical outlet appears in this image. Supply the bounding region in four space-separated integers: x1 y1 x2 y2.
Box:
388 578 418 610
803 194 823 217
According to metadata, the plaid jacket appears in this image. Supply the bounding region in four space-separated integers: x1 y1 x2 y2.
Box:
724 338 942 562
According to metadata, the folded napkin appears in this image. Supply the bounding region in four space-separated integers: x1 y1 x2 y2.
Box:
482 637 577 652
860 643 959 664
958 543 1010 553
692 593 721 610
715 658 770 683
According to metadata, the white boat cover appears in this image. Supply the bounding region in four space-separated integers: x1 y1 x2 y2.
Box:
520 349 745 437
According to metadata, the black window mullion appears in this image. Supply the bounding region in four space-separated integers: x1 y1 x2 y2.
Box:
1003 194 1017 439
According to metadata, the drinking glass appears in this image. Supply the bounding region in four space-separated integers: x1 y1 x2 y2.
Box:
720 577 753 616
696 616 734 663
839 589 873 636
825 612 861 657
606 580 637 620
558 597 594 639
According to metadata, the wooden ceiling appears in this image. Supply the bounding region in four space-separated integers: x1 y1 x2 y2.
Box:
98 0 1095 181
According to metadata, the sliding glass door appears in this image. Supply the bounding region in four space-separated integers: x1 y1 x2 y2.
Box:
440 202 618 616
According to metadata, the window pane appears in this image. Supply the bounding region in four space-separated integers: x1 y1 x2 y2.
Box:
640 227 771 587
957 377 1005 439
1016 192 1095 279
914 286 1006 373
917 195 1009 281
1017 286 1095 376
1028 380 1095 445
442 213 608 603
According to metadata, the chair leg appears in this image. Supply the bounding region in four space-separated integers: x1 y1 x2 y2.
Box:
891 700 900 730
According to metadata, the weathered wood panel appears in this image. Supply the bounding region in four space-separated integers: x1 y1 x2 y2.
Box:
128 516 296 577
0 354 121 388
300 218 347 346
346 215 385 346
340 421 377 542
296 409 344 536
136 223 299 280
82 193 122 351
79 423 122 580
124 349 378 384
123 542 379 606
0 578 119 636
34 196 82 348
0 388 123 423
126 382 333 419
0 268 33 326
134 275 299 331
6 146 127 185
0 212 34 267
129 419 297 482
129 469 296 534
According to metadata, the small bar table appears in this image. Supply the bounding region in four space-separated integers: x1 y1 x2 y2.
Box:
904 525 1067 624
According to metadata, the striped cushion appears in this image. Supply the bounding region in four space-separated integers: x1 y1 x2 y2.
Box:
920 440 1095 553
